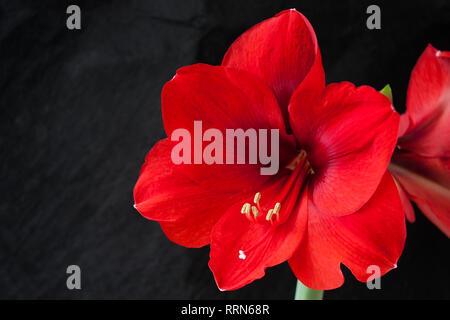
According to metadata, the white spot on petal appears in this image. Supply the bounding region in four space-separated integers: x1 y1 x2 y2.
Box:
436 50 441 57
238 250 246 260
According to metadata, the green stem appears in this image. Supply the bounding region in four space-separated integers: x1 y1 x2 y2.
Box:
294 280 324 300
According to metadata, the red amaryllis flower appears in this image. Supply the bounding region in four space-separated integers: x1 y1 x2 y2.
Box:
134 9 406 291
390 45 450 237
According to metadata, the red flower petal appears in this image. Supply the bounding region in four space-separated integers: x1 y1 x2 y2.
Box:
289 82 399 216
162 63 296 191
390 158 450 237
222 9 325 121
392 176 416 223
135 63 300 247
393 45 450 236
208 174 308 291
289 172 406 290
134 139 248 247
398 45 450 157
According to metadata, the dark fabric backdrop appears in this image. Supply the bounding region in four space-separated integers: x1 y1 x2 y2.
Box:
0 0 449 299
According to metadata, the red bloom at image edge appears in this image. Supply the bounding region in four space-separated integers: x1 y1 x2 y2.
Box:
390 45 450 237
134 10 406 291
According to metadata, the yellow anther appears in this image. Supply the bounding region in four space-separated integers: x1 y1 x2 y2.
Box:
251 206 259 217
241 203 251 214
266 209 274 221
254 192 261 204
273 202 281 214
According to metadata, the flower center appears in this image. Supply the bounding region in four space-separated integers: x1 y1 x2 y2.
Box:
240 150 313 226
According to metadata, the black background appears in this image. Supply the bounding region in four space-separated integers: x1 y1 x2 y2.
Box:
1 0 449 299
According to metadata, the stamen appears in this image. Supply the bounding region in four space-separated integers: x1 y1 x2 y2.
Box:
286 150 307 170
273 202 281 214
241 203 251 214
253 192 261 204
251 206 259 217
266 209 274 221
243 150 313 224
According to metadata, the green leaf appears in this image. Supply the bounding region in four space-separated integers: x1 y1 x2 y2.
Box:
380 84 393 102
